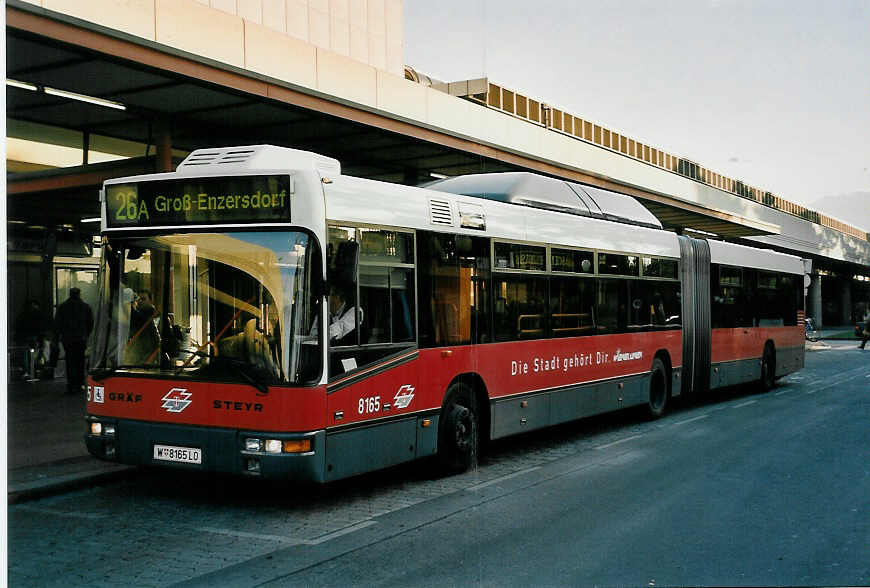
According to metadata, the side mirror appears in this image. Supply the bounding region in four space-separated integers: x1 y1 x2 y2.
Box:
316 276 328 300
330 240 359 291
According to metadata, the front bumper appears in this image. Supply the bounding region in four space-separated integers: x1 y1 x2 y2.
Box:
85 416 326 482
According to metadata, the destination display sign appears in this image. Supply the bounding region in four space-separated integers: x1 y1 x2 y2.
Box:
105 175 291 228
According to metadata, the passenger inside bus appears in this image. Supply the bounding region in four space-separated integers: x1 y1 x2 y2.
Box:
124 289 160 365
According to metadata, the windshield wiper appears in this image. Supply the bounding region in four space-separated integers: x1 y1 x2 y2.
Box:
175 350 271 395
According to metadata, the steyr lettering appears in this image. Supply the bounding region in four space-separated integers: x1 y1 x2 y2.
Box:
213 400 263 412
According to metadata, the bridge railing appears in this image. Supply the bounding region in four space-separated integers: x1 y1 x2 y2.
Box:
437 76 868 243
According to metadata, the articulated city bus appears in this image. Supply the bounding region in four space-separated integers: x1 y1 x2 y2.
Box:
86 145 805 481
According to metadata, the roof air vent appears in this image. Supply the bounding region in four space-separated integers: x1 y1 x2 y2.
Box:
216 149 256 164
429 199 453 226
179 148 256 168
180 151 222 166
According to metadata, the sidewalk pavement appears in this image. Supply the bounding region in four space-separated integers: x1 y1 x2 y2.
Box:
7 375 134 503
817 324 861 340
807 324 862 351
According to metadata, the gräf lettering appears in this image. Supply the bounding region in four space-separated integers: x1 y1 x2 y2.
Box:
108 392 142 403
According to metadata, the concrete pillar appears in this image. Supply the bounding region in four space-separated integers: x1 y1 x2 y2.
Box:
402 168 418 186
808 273 822 327
155 121 173 173
841 278 852 325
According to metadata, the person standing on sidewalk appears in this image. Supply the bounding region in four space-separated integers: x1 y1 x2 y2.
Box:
859 312 870 350
54 287 94 394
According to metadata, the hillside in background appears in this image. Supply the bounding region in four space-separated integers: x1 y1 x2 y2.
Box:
810 191 870 234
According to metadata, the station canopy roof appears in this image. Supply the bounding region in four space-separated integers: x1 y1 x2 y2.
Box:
6 6 775 239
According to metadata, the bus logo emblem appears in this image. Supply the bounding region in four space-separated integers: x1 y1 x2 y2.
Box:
161 388 193 413
394 385 415 409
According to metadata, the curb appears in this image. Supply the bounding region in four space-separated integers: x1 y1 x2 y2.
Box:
8 464 137 504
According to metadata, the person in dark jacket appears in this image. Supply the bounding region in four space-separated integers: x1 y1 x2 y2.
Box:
14 300 52 346
54 288 94 394
859 313 870 350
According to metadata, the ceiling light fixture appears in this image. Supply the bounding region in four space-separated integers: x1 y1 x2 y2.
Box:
684 227 718 238
7 78 127 110
429 172 449 179
43 86 126 110
80 217 102 223
6 78 38 91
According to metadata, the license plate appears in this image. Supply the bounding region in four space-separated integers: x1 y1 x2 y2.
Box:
153 444 202 465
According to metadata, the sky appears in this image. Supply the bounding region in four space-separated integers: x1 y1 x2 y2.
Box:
404 0 870 230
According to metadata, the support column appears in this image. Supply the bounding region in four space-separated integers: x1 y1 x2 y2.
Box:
402 168 418 186
155 120 173 173
808 273 822 327
841 278 852 325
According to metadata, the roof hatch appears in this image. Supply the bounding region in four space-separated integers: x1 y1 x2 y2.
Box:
426 172 661 229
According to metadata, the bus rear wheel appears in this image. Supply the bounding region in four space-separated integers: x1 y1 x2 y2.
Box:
760 345 776 391
437 382 478 473
647 357 669 419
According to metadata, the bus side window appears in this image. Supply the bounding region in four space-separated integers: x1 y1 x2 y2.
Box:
493 275 547 341
550 276 595 337
417 232 492 347
712 264 747 329
596 278 628 334
626 279 681 331
327 226 416 377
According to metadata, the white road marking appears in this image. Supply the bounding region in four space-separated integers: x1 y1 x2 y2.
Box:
196 526 305 545
672 414 710 426
16 505 107 520
802 369 865 395
595 434 643 450
466 466 542 491
733 400 758 408
305 521 377 545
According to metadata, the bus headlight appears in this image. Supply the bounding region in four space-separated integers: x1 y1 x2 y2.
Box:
243 435 313 454
90 422 103 435
264 439 282 454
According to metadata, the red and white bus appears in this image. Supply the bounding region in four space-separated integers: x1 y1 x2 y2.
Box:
86 145 806 481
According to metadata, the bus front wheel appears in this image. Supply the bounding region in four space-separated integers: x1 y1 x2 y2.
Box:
437 382 478 473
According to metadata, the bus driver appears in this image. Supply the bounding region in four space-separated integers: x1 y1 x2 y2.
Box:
311 287 363 345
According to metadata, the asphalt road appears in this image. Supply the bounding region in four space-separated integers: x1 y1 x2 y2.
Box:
9 342 870 587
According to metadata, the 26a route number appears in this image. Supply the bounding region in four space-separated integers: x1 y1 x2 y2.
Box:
359 395 380 414
113 191 150 222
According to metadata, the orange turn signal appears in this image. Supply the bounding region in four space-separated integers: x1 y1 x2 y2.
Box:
282 439 312 453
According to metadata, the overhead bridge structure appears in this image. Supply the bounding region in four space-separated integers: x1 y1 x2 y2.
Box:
5 0 870 328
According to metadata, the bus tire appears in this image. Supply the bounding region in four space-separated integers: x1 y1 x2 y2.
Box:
647 357 669 419
437 381 478 473
760 345 776 391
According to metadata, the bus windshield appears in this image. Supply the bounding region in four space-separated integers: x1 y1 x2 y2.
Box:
92 231 322 386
